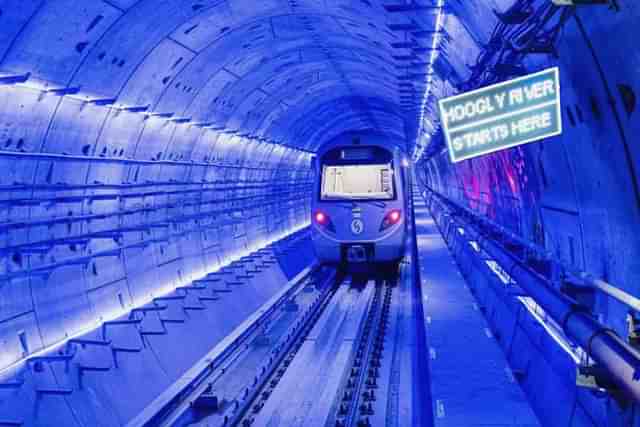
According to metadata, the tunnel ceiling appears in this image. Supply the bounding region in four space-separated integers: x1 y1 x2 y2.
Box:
0 0 445 153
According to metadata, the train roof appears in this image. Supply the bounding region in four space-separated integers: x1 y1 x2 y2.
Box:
316 131 407 157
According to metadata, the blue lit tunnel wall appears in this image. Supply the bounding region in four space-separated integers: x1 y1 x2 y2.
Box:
0 0 439 380
418 0 640 339
0 99 313 372
416 1 640 424
0 0 424 149
0 2 333 373
0 228 317 426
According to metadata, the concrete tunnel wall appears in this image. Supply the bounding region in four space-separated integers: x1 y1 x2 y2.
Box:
0 3 434 423
0 0 444 382
419 0 640 340
415 2 640 425
0 227 318 426
0 1 325 375
0 72 315 368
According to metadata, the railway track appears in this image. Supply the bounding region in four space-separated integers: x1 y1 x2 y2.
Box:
226 273 347 426
329 278 396 427
210 271 399 427
168 264 406 427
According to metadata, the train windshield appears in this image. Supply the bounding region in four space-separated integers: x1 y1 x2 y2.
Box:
321 163 395 200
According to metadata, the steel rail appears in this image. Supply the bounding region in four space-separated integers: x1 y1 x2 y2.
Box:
339 282 394 427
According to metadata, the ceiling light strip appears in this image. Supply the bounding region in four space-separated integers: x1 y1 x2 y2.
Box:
414 0 445 161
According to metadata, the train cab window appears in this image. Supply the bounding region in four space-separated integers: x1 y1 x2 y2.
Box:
319 146 395 201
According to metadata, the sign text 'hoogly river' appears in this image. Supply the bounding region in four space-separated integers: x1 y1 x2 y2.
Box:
438 67 562 163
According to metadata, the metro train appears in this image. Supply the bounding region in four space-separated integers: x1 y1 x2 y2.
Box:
311 133 410 268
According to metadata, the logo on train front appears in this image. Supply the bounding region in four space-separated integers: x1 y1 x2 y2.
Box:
351 219 364 235
438 67 562 163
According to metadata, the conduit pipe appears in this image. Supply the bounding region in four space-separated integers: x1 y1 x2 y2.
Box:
425 188 640 402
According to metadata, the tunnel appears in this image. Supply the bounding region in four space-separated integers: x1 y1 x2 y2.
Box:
0 0 638 426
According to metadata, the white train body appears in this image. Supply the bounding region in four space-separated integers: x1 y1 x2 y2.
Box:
310 133 409 266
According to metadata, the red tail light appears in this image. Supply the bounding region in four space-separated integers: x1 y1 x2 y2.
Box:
380 209 402 231
314 210 335 232
315 211 327 224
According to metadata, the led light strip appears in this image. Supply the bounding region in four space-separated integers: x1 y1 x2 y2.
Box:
414 0 445 161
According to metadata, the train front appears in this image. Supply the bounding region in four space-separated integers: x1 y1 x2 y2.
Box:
311 144 407 266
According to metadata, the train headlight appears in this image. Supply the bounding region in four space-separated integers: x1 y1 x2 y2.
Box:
380 209 402 231
314 211 335 232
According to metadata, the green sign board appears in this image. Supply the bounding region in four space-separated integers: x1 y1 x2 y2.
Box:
439 67 562 163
